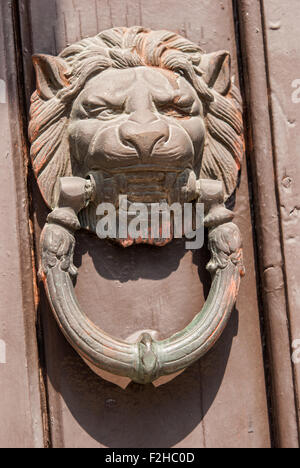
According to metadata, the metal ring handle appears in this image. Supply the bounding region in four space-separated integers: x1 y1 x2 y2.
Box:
40 177 244 384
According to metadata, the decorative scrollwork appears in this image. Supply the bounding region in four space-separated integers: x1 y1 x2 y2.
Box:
40 215 78 279
207 222 245 276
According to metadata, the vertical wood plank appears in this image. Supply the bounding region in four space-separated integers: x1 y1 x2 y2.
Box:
0 0 44 448
262 0 300 443
236 0 299 447
19 0 270 447
20 0 239 107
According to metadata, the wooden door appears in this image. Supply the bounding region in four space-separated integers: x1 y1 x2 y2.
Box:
0 0 299 448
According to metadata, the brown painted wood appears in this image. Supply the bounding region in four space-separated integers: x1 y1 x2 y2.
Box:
236 0 299 448
19 0 270 448
0 0 43 448
262 0 300 442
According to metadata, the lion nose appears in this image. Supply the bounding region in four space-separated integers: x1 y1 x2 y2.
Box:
119 112 169 160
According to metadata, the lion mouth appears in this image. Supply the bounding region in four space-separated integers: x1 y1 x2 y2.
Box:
119 171 175 203
87 168 198 206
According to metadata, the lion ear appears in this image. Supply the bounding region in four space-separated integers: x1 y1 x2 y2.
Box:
201 51 231 95
32 54 70 100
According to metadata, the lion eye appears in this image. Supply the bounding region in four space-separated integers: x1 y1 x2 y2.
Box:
97 107 123 119
157 104 191 119
84 104 123 119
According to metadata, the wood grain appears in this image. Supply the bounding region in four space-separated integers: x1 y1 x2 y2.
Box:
0 0 43 448
236 0 300 448
262 0 300 443
19 0 270 448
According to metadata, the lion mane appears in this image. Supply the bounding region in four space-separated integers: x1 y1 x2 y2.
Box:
29 26 244 211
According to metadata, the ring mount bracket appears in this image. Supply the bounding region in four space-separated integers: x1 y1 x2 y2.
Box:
31 27 245 386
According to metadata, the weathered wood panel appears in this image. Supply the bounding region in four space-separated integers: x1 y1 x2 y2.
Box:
19 0 270 448
0 0 43 448
236 0 299 447
236 0 299 448
262 0 300 442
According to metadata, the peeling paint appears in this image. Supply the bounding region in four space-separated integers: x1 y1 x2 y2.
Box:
269 21 281 30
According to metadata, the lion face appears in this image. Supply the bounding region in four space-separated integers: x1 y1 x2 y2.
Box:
68 66 205 205
29 27 243 244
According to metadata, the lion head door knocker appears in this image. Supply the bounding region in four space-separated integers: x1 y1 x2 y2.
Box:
29 27 245 385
